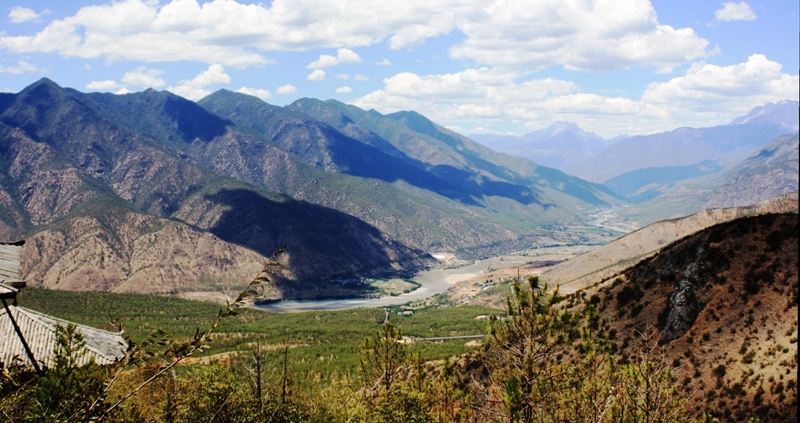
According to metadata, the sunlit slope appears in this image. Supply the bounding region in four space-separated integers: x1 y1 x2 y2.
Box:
0 79 431 296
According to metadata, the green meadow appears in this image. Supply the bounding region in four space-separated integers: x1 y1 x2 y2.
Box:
18 287 499 385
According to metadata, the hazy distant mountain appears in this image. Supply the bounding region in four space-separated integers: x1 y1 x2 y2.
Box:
564 100 799 184
603 160 723 203
470 121 608 169
704 133 799 209
730 99 799 132
603 133 799 228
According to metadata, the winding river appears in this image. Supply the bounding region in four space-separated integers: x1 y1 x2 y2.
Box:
254 257 502 313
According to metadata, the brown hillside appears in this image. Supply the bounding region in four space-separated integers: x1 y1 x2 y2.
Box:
20 205 272 298
580 213 797 422
541 192 798 292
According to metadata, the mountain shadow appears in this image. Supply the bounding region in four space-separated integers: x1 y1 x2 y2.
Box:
88 89 232 144
427 164 541 206
291 98 623 207
201 91 540 206
199 188 431 295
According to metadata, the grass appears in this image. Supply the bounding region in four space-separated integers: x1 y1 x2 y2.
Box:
17 287 500 386
366 278 420 296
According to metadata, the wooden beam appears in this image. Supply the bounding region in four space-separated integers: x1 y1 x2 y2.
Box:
2 298 42 374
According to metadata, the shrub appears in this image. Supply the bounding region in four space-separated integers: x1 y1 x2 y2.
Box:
616 285 644 307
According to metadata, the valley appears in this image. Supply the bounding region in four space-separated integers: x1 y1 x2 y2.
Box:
1 1 798 421
0 78 797 422
256 243 595 312
1 78 623 301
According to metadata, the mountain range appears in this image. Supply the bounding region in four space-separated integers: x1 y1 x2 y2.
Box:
470 121 609 169
609 133 799 228
563 100 798 189
470 102 797 208
0 78 622 298
2 78 795 299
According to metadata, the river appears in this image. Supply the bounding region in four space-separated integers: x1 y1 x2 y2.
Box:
254 257 503 313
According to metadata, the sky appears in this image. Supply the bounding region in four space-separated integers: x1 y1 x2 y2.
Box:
0 0 797 139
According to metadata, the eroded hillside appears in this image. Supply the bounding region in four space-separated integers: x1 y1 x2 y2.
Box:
578 213 798 421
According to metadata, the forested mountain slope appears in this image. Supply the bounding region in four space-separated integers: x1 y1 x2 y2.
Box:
0 78 624 297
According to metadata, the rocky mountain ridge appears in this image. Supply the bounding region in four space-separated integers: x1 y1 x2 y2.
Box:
0 78 624 298
705 133 799 209
0 79 430 297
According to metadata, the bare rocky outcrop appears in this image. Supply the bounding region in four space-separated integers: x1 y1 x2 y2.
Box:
661 249 705 341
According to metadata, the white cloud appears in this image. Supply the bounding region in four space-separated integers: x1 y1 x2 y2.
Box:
0 0 709 72
307 69 326 81
451 0 709 72
307 54 338 69
335 86 353 94
8 6 40 24
121 66 165 88
0 0 268 67
352 56 798 138
335 73 349 80
378 68 576 102
307 48 362 68
354 74 369 81
715 2 756 21
336 48 361 64
0 0 453 67
86 80 123 91
115 87 132 95
276 84 297 94
188 64 230 85
0 60 44 74
641 54 797 116
167 64 231 100
375 58 394 66
236 86 273 101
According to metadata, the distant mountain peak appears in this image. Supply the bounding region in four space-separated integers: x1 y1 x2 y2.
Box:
28 77 59 88
529 121 603 142
730 100 799 132
546 121 576 135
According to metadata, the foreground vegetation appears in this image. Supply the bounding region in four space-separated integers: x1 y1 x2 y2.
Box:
1 269 742 422
15 287 496 384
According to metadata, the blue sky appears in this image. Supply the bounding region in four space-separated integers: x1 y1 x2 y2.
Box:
0 0 797 138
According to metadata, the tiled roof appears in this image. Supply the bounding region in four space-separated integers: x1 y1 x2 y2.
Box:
0 242 22 282
1 305 127 368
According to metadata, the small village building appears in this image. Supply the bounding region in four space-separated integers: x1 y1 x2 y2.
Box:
0 241 127 369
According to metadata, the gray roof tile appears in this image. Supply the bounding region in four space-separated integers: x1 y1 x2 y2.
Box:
1 305 127 368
